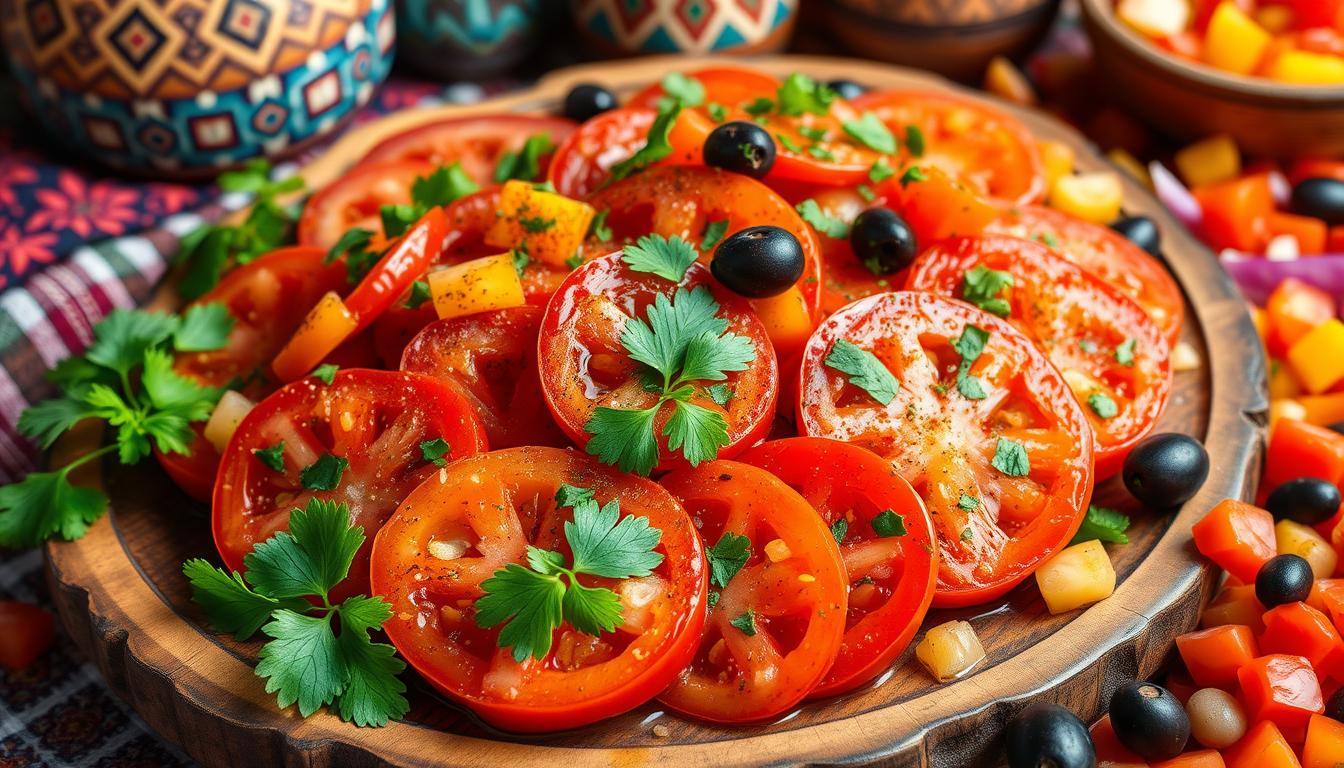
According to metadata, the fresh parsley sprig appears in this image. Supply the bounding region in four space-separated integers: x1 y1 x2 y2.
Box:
1070 505 1130 546
379 163 479 239
183 499 408 726
475 484 664 662
2 306 234 548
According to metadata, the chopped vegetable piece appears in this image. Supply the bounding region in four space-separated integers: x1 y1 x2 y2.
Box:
915 620 985 682
1033 539 1116 614
427 253 526 322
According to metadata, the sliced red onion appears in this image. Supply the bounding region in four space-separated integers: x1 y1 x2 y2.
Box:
1269 171 1292 208
1149 162 1203 231
1219 253 1344 307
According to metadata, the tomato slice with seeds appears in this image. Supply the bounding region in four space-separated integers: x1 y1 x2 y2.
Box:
798 292 1094 608
627 66 785 112
657 460 847 722
907 235 1173 478
400 306 569 450
739 437 937 698
213 369 487 599
584 165 824 320
986 204 1185 345
547 108 657 200
297 160 436 252
850 90 1046 205
360 114 576 180
369 446 706 733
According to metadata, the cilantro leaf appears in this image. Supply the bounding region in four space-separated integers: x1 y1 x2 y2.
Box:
622 234 698 282
744 97 774 116
870 158 896 183
300 453 349 491
660 71 705 108
843 112 897 154
310 364 339 385
379 204 417 238
494 133 555 183
566 499 664 578
475 563 566 662
905 125 926 157
730 609 758 635
183 559 308 640
664 400 730 467
825 340 898 405
871 509 907 537
333 595 409 727
17 397 95 449
901 167 927 187
678 331 755 383
611 105 680 181
831 518 849 544
707 102 727 123
1116 338 1136 366
326 227 374 266
992 437 1030 477
142 347 218 423
586 405 660 476
0 467 107 548
555 483 596 508
958 494 980 511
700 219 729 252
412 163 478 208
620 287 729 382
953 325 990 401
257 609 345 717
962 266 1014 318
244 498 363 600
590 209 613 241
403 280 432 309
1088 392 1119 419
777 73 836 117
173 303 235 352
707 532 751 588
796 199 850 238
85 309 179 375
1069 505 1131 546
419 438 451 466
707 383 734 406
254 441 285 473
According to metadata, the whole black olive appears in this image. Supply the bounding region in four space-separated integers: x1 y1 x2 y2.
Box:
1109 681 1190 761
1290 177 1344 227
703 121 776 179
1326 686 1344 722
711 226 805 298
1122 433 1209 508
1005 702 1095 768
827 79 866 100
1329 421 1344 437
850 208 917 276
1255 553 1315 608
1265 477 1342 525
1110 215 1162 257
562 83 618 123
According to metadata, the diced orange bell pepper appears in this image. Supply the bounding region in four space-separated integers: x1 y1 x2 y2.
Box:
1308 578 1343 613
1261 602 1344 680
1206 2 1274 75
1176 134 1242 188
1238 654 1326 742
1302 713 1344 768
1264 419 1344 493
1269 212 1329 255
1090 715 1147 767
1288 320 1344 395
751 286 815 362
1192 499 1279 583
484 180 596 267
1176 624 1259 688
1202 584 1266 633
270 291 358 383
1223 721 1302 768
1300 392 1344 429
1267 278 1338 356
1194 174 1275 252
427 253 526 321
890 166 997 245
1153 750 1226 768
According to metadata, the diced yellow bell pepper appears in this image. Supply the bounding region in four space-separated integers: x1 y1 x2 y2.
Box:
1106 148 1152 189
428 253 525 321
484 180 596 267
1270 398 1308 428
1299 392 1344 427
751 286 815 361
1254 5 1295 34
1275 520 1338 579
1038 140 1075 192
1049 172 1124 224
1035 539 1117 614
1205 2 1272 76
1269 360 1303 400
915 620 985 682
983 56 1037 106
1174 134 1241 188
1269 50 1344 86
1287 318 1344 394
270 291 359 382
1117 0 1191 38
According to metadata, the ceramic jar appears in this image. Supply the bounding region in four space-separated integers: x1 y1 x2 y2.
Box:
0 0 395 177
396 0 546 81
570 0 797 57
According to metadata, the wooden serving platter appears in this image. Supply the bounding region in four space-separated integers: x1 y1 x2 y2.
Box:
44 55 1268 767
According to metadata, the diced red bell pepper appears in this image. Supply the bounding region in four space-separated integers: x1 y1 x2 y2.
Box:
1260 602 1344 681
1268 212 1329 256
1264 419 1344 496
1192 499 1279 583
1089 714 1147 767
1302 713 1344 768
1223 721 1302 768
1266 278 1338 356
1238 654 1326 742
1175 625 1258 688
1316 579 1344 635
1153 750 1226 768
1193 173 1275 252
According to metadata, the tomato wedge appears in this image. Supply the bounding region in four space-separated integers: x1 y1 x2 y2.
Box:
213 369 487 599
585 165 824 320
369 446 706 732
907 235 1173 478
986 205 1185 344
739 437 937 697
400 306 568 449
360 114 576 181
850 90 1046 205
297 159 435 252
657 460 847 721
799 292 1094 607
538 254 777 474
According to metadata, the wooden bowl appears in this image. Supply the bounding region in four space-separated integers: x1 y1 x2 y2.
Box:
1079 0 1344 158
811 0 1061 83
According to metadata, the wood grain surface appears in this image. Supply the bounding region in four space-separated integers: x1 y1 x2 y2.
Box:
44 55 1268 768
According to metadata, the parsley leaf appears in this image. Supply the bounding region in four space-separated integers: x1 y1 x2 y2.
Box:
958 494 980 511
707 102 727 123
825 340 898 405
494 133 555 183
0 465 108 548
256 610 345 717
905 125 926 157
420 438 451 466
245 498 363 600
300 454 349 491
831 518 849 545
953 325 990 400
843 112 897 154
992 437 1030 477
182 559 308 639
870 158 896 183
796 199 850 238
333 596 409 727
1088 392 1119 419
310 364 339 385
1115 338 1137 366
475 564 565 661
622 234 698 282
585 406 660 475
659 71 705 108
254 441 286 472
700 219 729 252
777 73 836 117
707 531 753 589
961 266 1014 318
900 167 927 187
730 609 758 635
85 309 179 375
403 280 432 309
707 383 734 406
664 400 731 467
565 497 664 578
611 105 680 181
1069 505 1131 546
590 209 613 241
871 509 907 537
174 303 236 352
412 163 478 208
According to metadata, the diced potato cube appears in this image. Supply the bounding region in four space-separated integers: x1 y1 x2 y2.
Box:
1038 140 1075 192
1035 539 1117 614
428 253 526 321
203 390 255 454
1269 50 1344 86
1049 172 1124 225
1287 319 1344 394
1174 134 1241 188
751 286 814 361
1117 0 1191 38
484 180 595 267
1205 2 1272 76
1270 398 1308 428
1172 341 1201 372
1276 520 1339 579
915 620 986 682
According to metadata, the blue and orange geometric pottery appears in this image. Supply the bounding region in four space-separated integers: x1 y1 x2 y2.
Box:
396 0 544 81
571 0 797 57
0 0 394 178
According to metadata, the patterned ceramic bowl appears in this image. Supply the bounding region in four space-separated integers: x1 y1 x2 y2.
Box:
396 0 545 81
0 0 395 178
571 0 797 57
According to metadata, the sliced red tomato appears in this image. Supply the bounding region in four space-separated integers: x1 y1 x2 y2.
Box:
907 235 1173 478
297 159 435 252
360 114 576 181
627 66 784 112
657 460 847 721
851 90 1046 205
213 369 487 599
547 108 657 200
538 254 778 474
369 446 706 732
400 306 568 449
739 437 937 697
0 601 55 670
986 204 1185 344
798 292 1095 607
584 165 824 320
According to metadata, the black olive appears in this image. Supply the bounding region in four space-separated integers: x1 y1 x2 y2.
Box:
1256 553 1315 608
1326 686 1344 722
827 79 866 100
1109 681 1190 761
1330 421 1344 437
562 83 617 123
1122 433 1209 508
850 208 917 276
1265 477 1342 525
1110 215 1162 257
1290 177 1344 227
703 121 776 179
1005 702 1095 768
711 226 805 298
